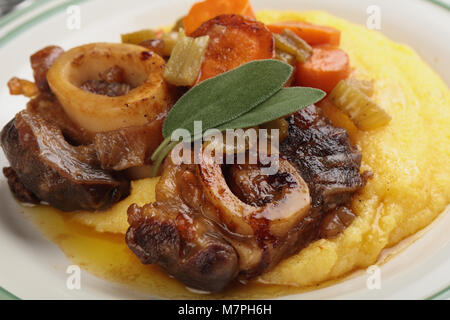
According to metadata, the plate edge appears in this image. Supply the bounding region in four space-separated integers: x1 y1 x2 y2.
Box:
0 0 448 300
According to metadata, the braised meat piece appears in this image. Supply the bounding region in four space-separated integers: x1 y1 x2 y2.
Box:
319 206 356 239
80 81 131 97
126 160 240 292
27 93 93 145
139 39 166 57
7 77 39 98
93 118 165 171
30 46 64 93
7 89 166 179
27 87 168 171
1 111 129 211
2 167 40 204
225 164 298 207
127 152 311 292
127 202 239 292
280 104 364 211
80 66 131 97
126 104 365 292
220 160 327 279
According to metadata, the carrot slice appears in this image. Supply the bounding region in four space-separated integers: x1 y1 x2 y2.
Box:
268 21 341 46
295 45 350 93
184 0 256 35
191 14 275 83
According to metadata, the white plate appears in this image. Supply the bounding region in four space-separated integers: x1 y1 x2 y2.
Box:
0 0 449 300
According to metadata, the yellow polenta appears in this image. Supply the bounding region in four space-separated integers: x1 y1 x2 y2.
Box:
67 11 450 288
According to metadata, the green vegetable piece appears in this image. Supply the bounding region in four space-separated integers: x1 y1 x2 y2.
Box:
121 29 156 45
163 29 210 86
328 79 391 131
274 29 313 63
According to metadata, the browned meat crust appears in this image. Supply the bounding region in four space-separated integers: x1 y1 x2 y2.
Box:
0 111 130 211
27 93 93 145
30 46 64 93
225 164 298 207
280 105 364 211
319 206 356 239
80 66 131 97
80 80 131 97
26 93 167 171
126 163 239 292
2 167 40 204
93 119 165 171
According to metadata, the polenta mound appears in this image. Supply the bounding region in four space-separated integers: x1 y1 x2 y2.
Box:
25 11 450 298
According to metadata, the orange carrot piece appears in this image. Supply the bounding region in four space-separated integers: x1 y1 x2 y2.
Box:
268 21 341 46
183 0 256 35
295 45 350 93
191 14 275 83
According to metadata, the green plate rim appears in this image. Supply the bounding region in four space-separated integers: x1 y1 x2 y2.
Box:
0 0 448 300
425 0 450 10
0 0 50 29
0 287 19 300
0 0 87 49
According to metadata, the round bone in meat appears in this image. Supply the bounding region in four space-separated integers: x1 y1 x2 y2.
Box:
47 43 172 133
198 151 311 238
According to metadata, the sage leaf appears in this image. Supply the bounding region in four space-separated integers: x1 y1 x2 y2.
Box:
162 59 293 138
216 87 325 131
